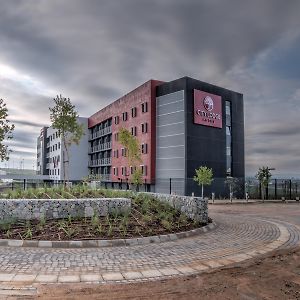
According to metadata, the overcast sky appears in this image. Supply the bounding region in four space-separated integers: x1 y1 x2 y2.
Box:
0 0 300 176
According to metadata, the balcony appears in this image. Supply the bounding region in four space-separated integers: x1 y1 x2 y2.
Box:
46 142 50 148
46 153 50 158
88 141 112 153
46 163 50 169
101 174 111 182
88 157 112 167
89 126 112 140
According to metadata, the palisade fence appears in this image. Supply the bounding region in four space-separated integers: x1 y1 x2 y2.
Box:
155 177 246 199
1 177 300 201
246 178 300 200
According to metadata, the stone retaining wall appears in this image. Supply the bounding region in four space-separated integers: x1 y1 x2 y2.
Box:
149 193 208 224
0 198 131 221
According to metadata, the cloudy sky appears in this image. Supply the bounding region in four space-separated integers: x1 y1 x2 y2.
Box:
0 0 300 176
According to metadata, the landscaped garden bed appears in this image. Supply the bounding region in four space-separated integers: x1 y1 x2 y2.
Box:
0 186 209 241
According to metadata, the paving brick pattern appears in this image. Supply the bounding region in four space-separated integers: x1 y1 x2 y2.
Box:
0 212 299 284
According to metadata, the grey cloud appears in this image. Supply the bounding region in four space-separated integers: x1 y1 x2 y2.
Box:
10 120 46 128
0 0 300 175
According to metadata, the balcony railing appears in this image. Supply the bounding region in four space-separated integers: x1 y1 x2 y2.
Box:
89 126 112 140
46 142 50 148
88 141 112 153
46 163 50 169
101 174 111 182
88 157 112 167
46 153 50 158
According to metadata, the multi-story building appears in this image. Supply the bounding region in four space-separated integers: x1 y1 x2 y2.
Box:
88 76 244 196
37 76 244 196
36 127 48 175
88 80 162 188
36 118 89 181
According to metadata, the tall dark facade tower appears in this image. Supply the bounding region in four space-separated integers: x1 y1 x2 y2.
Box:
156 77 244 197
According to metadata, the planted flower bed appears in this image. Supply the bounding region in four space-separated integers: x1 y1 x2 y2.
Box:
0 187 208 241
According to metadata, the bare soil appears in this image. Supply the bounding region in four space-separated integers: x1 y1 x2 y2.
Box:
36 247 300 300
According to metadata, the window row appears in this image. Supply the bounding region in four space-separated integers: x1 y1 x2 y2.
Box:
114 123 148 141
113 143 148 158
113 165 147 176
49 131 59 141
49 142 61 152
114 102 148 125
49 169 60 176
49 155 60 163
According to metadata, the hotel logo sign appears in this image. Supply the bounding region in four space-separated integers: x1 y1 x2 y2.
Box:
194 89 222 128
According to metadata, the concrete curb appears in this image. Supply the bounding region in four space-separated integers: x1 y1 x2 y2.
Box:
0 218 295 284
0 222 217 249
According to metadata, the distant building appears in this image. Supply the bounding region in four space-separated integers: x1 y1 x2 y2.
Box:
36 118 89 181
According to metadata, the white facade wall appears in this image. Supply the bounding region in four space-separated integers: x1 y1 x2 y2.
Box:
45 117 89 181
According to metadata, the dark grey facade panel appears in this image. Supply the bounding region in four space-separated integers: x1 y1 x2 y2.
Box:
156 134 185 148
156 111 185 126
157 122 184 137
156 145 185 158
156 90 185 195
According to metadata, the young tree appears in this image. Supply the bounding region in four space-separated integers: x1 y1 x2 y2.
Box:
193 166 213 199
0 99 15 161
224 176 240 202
49 95 84 186
255 166 272 201
131 168 143 191
118 128 142 187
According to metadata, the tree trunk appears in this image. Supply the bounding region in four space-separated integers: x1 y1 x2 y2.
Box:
62 136 66 188
62 135 70 188
201 184 204 200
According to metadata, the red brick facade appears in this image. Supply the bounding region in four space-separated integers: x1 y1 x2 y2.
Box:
88 80 163 184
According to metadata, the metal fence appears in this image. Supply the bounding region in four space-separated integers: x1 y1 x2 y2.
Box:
246 178 300 200
1 177 299 200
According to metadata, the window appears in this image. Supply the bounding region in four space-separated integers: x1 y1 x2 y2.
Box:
141 143 148 154
141 102 148 113
131 126 137 136
121 166 127 176
114 116 119 125
55 144 57 151
226 147 231 156
226 126 231 136
58 169 60 176
226 105 231 115
114 133 119 141
130 166 136 174
121 148 127 157
113 167 116 176
58 142 60 149
141 122 148 133
131 107 137 118
114 149 119 158
122 112 128 121
56 132 58 138
141 165 147 176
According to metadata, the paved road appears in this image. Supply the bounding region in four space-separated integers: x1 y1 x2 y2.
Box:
0 203 299 287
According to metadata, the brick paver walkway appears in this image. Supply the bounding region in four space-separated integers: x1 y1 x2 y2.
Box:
0 204 299 287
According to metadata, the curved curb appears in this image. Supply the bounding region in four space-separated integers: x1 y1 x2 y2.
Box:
0 218 297 285
0 222 217 249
